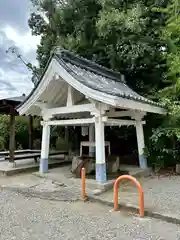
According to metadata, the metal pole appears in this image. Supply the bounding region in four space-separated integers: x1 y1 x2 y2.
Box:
81 168 86 201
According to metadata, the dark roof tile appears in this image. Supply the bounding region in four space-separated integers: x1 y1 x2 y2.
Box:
18 49 162 109
55 50 161 107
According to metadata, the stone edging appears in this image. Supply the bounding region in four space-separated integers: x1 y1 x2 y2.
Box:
87 194 180 225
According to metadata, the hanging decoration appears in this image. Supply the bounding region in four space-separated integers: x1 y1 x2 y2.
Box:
81 126 88 136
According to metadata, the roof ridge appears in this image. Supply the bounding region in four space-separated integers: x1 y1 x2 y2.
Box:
54 48 125 83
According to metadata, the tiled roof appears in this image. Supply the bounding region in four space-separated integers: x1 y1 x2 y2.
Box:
18 49 162 109
55 50 161 107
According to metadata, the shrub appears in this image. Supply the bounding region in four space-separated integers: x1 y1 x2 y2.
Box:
0 136 5 151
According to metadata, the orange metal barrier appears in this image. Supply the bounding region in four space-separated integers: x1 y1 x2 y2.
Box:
81 168 86 201
114 175 144 217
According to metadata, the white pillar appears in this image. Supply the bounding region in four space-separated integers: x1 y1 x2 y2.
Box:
89 124 95 157
135 120 147 169
40 123 50 173
95 116 107 182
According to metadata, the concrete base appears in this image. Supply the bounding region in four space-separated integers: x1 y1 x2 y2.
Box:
8 162 16 168
176 164 180 174
40 158 48 173
96 163 107 183
33 164 152 196
0 156 71 176
120 165 151 178
139 155 147 169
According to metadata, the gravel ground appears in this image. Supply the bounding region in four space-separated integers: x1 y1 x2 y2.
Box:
99 175 180 218
0 189 180 240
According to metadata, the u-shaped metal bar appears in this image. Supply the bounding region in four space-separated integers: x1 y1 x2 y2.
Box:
114 175 144 217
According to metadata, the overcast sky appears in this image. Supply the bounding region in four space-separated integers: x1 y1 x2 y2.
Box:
0 0 40 99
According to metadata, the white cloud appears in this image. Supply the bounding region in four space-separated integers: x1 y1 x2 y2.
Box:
0 0 40 100
0 67 33 100
2 25 40 55
0 25 40 99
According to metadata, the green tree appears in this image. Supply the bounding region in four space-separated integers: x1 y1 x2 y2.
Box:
0 115 10 150
29 0 167 95
6 46 40 85
96 0 169 95
0 115 43 151
29 0 102 69
147 0 180 166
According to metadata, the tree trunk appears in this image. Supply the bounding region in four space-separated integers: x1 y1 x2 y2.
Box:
9 113 15 162
28 116 33 149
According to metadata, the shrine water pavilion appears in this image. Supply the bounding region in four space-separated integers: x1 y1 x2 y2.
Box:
17 49 166 183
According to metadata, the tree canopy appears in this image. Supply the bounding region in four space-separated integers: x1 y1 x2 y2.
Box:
29 0 168 93
147 0 180 166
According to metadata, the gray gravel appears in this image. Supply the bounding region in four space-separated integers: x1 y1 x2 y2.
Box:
7 181 81 202
99 175 180 219
0 189 179 239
